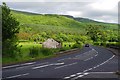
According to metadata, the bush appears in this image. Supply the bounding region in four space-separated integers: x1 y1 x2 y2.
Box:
94 42 101 46
29 47 39 58
106 42 120 48
40 48 54 56
2 3 20 58
60 47 70 51
3 39 21 58
72 42 83 48
100 42 106 47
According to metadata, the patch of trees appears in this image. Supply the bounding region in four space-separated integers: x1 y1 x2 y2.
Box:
86 24 118 43
2 3 20 57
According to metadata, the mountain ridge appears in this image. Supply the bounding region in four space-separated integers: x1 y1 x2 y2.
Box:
11 9 117 24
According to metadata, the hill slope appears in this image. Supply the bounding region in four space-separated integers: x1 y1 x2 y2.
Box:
11 10 88 34
11 10 118 36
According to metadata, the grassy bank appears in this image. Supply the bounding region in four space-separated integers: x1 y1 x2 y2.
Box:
2 42 77 65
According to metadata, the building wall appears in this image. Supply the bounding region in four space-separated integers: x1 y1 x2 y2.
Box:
42 39 61 48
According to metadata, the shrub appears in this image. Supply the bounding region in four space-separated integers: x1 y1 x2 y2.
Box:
72 42 83 48
40 48 53 56
29 47 39 58
100 42 106 47
2 3 20 58
60 47 70 51
94 42 101 46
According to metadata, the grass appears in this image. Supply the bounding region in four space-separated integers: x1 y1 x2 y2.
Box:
2 42 76 65
19 42 42 57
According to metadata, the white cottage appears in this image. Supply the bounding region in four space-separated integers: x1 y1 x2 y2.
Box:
42 38 61 48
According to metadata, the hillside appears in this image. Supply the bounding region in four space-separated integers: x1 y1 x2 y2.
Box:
11 10 84 28
10 10 118 42
61 15 99 23
62 15 118 30
11 10 90 34
11 10 118 33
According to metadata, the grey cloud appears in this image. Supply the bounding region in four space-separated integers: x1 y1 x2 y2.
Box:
3 2 118 23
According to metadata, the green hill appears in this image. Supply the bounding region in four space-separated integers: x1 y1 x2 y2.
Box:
11 10 85 28
10 10 118 42
11 10 118 31
62 15 118 30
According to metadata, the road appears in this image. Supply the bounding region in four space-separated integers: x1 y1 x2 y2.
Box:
2 45 119 80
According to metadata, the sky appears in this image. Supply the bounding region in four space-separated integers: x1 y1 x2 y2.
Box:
0 0 119 23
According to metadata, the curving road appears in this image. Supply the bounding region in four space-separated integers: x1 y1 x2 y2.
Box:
2 45 119 80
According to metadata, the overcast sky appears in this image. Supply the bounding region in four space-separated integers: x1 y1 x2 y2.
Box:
0 0 119 23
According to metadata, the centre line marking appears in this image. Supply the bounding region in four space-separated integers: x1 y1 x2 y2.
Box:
70 74 76 77
89 72 115 74
3 65 19 69
63 52 115 80
55 62 77 69
16 62 49 69
20 62 36 66
32 62 64 69
5 73 29 79
83 55 115 72
32 64 51 69
6 75 22 79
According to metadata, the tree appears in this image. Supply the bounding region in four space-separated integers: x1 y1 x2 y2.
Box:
86 24 101 42
2 2 20 57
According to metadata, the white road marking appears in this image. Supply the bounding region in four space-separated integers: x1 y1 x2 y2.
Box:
95 54 98 56
89 72 115 74
22 73 29 76
64 71 115 80
64 76 71 79
84 53 98 61
83 55 115 72
69 75 76 77
83 69 90 72
32 64 52 69
5 73 29 79
70 74 85 80
58 58 70 61
76 73 82 75
84 57 93 61
70 74 76 77
3 62 36 69
93 66 97 69
36 62 49 66
53 62 64 66
83 50 92 55
32 62 64 69
88 68 93 71
16 62 49 69
6 74 22 79
3 65 19 69
77 75 84 77
16 66 27 69
63 50 115 79
20 62 36 66
74 49 93 57
55 62 77 69
84 73 89 75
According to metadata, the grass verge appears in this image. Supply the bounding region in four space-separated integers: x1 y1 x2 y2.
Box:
2 42 76 65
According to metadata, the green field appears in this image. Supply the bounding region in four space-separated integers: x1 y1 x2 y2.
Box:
3 42 76 65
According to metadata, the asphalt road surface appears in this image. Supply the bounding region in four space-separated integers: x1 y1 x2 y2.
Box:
2 45 119 80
